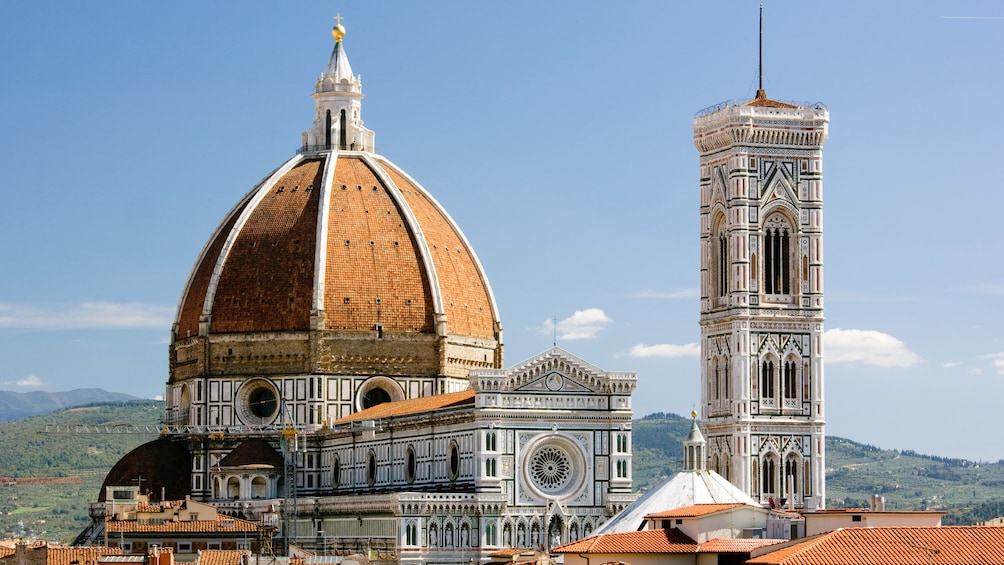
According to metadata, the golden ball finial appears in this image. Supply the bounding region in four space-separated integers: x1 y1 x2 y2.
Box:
691 410 698 419
332 13 346 42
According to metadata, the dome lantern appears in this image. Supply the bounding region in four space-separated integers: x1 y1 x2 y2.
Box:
303 16 375 153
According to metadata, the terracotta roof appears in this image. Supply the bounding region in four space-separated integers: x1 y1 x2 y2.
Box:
747 526 1004 564
379 158 497 339
218 438 284 468
43 547 124 565
197 550 250 565
208 158 323 333
0 547 13 559
107 514 258 534
551 528 698 554
645 503 748 519
743 90 801 109
333 389 474 424
175 153 500 342
697 538 786 553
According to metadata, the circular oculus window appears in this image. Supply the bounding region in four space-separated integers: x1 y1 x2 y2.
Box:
236 379 280 425
529 445 572 492
522 437 587 500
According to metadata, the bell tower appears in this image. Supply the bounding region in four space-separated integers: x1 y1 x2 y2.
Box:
693 89 828 509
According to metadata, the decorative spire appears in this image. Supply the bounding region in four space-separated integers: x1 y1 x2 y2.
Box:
302 17 375 153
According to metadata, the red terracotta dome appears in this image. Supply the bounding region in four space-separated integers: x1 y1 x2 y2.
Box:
167 30 502 389
174 153 499 342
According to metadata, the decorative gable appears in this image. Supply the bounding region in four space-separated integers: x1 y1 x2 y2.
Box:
470 347 636 396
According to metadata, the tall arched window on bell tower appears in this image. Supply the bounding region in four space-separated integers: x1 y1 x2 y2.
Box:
711 214 729 300
763 214 793 295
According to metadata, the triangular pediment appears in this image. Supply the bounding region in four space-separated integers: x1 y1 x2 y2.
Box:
513 370 592 393
760 160 798 209
711 165 728 209
469 346 636 395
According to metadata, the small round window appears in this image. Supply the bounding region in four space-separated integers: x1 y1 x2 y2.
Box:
406 446 417 484
448 442 460 481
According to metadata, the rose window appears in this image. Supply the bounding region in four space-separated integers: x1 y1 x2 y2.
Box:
529 445 572 492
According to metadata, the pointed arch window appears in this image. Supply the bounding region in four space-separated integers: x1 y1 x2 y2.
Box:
712 358 720 400
785 457 800 496
762 457 777 495
761 359 776 400
763 214 792 295
405 522 418 546
711 215 729 299
783 359 798 400
719 357 730 401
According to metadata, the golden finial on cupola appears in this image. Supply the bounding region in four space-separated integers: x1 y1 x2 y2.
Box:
332 13 346 43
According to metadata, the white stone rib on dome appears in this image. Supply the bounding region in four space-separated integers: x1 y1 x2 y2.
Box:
369 154 502 328
595 469 760 535
172 159 294 330
311 151 339 313
200 154 304 321
363 153 446 315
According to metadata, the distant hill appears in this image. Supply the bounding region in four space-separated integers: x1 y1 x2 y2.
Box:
629 412 1004 524
0 388 138 422
3 402 1004 542
0 399 161 541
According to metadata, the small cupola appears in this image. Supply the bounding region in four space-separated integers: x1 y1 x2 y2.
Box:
302 15 376 152
683 411 706 471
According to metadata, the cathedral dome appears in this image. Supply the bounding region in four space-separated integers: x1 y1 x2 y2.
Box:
172 151 501 350
167 25 502 410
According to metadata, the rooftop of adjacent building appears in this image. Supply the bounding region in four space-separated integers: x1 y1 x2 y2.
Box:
551 527 785 555
746 526 1004 564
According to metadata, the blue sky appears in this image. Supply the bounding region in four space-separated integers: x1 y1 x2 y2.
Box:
1 1 1002 461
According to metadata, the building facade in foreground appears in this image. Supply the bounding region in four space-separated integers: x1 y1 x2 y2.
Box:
91 22 637 564
694 88 828 509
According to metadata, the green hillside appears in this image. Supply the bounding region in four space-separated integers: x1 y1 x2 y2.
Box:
629 413 1004 524
0 400 161 541
3 402 1003 542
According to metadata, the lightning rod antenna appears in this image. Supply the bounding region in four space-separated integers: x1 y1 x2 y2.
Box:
758 3 765 96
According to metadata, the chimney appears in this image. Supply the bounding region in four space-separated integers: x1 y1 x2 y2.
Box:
869 494 886 512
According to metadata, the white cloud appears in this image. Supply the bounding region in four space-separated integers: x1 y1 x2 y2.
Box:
628 343 700 358
542 308 612 340
0 302 173 331
16 375 45 387
630 288 699 300
941 361 963 368
824 328 922 368
980 353 1004 376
